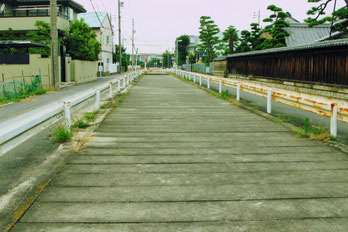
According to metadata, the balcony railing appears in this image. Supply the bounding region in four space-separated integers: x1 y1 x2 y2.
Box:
0 10 69 20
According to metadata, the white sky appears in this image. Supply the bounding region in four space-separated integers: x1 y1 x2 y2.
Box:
75 0 345 54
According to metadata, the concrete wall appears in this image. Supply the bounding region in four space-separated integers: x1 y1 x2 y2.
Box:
213 60 227 77
0 54 61 88
71 59 98 84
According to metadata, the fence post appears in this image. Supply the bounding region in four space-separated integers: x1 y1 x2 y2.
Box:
330 103 338 137
267 89 272 114
237 83 241 101
193 75 196 83
95 89 100 111
199 75 202 86
64 101 71 130
123 77 126 88
207 77 210 89
219 80 222 94
117 79 121 92
109 82 113 99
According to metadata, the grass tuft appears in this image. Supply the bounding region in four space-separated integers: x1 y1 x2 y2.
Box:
84 111 98 122
54 125 73 143
72 119 89 129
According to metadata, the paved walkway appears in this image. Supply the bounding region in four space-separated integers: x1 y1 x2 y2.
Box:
14 75 348 231
0 75 120 122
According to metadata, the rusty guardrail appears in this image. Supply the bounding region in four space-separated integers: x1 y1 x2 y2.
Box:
172 69 347 137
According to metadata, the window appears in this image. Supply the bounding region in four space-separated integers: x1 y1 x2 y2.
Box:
106 36 109 45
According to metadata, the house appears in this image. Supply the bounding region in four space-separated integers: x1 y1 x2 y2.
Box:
0 0 86 33
78 12 116 74
138 53 162 62
187 35 199 54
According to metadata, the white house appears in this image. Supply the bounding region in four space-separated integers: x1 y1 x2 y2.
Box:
78 12 116 73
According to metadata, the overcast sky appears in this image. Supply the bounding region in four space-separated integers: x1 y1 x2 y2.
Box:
75 0 345 54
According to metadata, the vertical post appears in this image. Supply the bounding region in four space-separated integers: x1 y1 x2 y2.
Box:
330 103 338 137
117 79 120 91
199 76 202 86
95 89 100 111
118 0 122 73
207 77 210 89
219 80 222 94
64 101 71 130
109 82 113 99
50 0 59 89
122 77 125 88
193 75 196 83
267 89 272 114
237 83 241 101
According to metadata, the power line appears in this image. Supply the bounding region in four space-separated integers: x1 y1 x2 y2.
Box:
89 0 106 29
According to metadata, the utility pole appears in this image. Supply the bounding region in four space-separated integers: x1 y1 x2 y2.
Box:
132 18 135 71
118 0 122 73
50 0 59 89
135 48 138 70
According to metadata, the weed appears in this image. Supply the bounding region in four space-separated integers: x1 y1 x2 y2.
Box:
32 88 47 95
100 103 109 109
112 102 119 108
271 116 293 123
220 90 230 100
54 125 73 143
84 111 98 121
72 119 89 129
294 118 331 141
116 98 124 103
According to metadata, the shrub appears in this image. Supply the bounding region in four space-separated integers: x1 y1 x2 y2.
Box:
84 111 97 121
72 119 89 129
54 125 73 143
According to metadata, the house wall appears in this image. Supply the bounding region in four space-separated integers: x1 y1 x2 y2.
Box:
71 59 97 84
0 16 70 31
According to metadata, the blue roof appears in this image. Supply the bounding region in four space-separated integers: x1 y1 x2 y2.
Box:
78 12 107 28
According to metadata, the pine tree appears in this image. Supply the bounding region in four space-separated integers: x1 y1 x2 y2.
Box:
222 26 239 54
198 16 220 63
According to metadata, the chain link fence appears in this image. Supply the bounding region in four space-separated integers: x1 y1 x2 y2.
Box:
0 75 42 100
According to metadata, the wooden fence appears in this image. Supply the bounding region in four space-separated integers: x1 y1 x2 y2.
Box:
226 40 348 87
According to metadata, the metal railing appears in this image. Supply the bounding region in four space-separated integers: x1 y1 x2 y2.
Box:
171 69 348 138
0 70 143 156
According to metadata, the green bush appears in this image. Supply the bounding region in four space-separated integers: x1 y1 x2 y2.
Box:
54 125 73 143
72 119 89 129
84 112 97 121
220 90 230 100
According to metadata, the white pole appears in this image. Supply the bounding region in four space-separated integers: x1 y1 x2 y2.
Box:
194 75 196 83
117 79 120 92
123 77 126 88
199 76 202 86
95 89 100 111
207 77 210 89
237 83 241 101
219 80 222 94
109 82 113 99
64 101 71 130
330 103 338 137
267 89 272 114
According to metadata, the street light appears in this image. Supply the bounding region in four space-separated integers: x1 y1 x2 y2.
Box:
176 39 182 69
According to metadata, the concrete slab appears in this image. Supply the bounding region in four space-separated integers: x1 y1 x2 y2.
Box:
14 74 348 230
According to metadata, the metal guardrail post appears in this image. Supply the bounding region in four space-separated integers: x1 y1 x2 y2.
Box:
207 77 210 89
64 101 71 130
237 83 241 101
219 80 222 94
122 77 126 88
117 79 121 92
95 89 100 111
193 75 196 83
330 103 338 137
267 89 272 114
109 82 113 99
199 76 202 86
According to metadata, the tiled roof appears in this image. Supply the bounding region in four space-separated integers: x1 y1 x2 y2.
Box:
215 38 348 60
78 12 107 28
285 23 331 47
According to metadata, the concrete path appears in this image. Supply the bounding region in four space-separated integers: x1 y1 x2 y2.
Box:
13 75 348 231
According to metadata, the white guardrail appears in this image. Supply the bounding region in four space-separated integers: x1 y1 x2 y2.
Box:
0 70 144 156
172 69 348 138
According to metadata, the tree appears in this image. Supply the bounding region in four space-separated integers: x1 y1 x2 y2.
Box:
188 52 197 64
198 16 221 63
162 51 174 68
64 19 101 61
249 23 263 50
176 35 190 66
236 30 251 53
222 26 239 54
26 21 51 56
306 0 348 32
114 45 129 72
260 5 290 49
